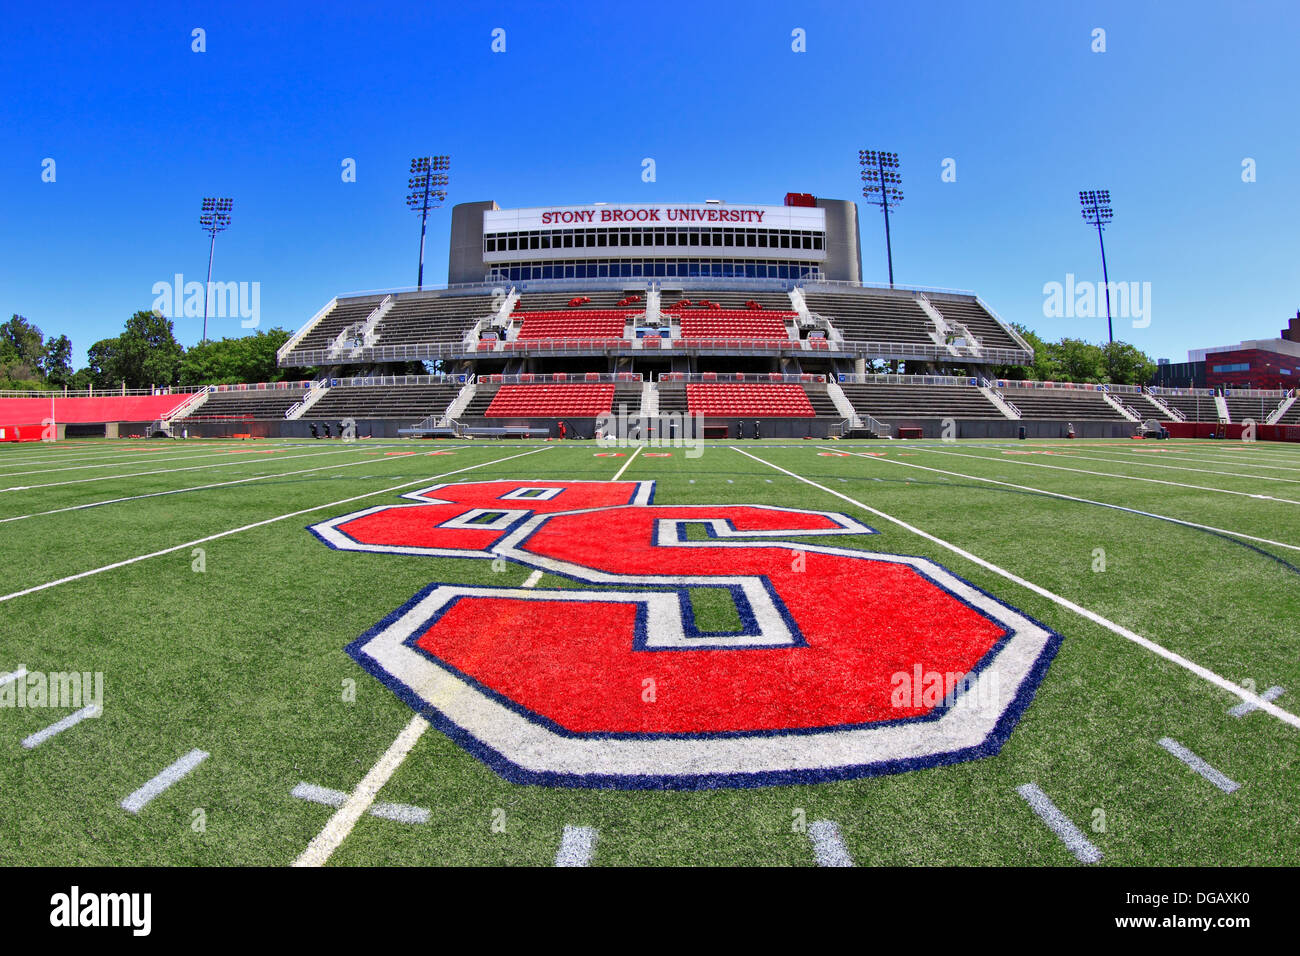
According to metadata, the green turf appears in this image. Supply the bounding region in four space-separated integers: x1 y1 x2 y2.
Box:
0 436 1297 866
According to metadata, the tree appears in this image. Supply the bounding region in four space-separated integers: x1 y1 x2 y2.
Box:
1102 340 1157 386
0 315 47 385
1054 338 1106 383
111 311 183 388
178 328 293 386
85 337 124 389
41 334 73 386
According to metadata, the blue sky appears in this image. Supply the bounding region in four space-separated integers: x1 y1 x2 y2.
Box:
2 0 1297 367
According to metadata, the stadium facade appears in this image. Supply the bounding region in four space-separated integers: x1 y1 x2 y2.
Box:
68 192 1286 443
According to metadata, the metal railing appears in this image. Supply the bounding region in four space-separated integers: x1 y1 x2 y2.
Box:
658 373 826 383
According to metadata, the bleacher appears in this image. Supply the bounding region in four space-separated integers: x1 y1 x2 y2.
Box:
669 305 793 341
802 292 936 344
193 387 307 420
1145 393 1219 422
462 382 641 418
307 382 462 421
1224 395 1282 424
839 383 1005 420
290 296 386 355
514 310 632 340
685 383 815 418
374 293 497 348
925 295 1024 353
998 388 1128 421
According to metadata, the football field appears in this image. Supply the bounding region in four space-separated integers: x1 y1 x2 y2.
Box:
0 435 1296 866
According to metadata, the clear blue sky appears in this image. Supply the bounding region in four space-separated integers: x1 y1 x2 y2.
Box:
2 0 1297 367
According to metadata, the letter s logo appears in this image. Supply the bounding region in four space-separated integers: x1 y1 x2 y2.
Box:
310 481 1059 788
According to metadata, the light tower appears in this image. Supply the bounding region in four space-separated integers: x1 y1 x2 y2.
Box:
407 155 450 290
859 149 903 287
198 197 233 343
1079 189 1115 343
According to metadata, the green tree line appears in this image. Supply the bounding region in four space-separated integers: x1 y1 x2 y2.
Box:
2 311 301 390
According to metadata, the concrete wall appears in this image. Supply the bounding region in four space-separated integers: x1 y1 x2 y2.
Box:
816 198 862 283
447 200 498 285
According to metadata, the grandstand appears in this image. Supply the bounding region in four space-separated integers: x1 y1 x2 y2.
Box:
95 192 1266 442
839 380 1005 421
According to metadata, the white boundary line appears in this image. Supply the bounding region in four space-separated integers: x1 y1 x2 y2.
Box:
0 447 270 478
908 448 1300 504
0 447 550 604
731 446 1300 729
121 748 209 814
1157 737 1240 793
1051 447 1300 479
1016 783 1102 864
0 446 365 494
0 449 416 524
808 820 855 866
1229 685 1284 717
21 703 100 749
555 825 598 866
292 715 428 866
1000 449 1300 485
292 486 556 867
836 450 1300 554
0 667 27 687
610 445 642 481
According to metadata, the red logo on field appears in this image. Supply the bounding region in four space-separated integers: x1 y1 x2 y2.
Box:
309 480 1060 788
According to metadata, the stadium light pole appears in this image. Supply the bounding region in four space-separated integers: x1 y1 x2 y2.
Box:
1079 189 1115 344
859 149 903 288
198 197 233 344
407 155 450 290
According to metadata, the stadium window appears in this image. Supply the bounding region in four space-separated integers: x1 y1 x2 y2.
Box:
814 235 824 250
688 231 700 247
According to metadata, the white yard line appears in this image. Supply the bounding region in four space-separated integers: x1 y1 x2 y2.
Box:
807 820 855 867
837 450 1300 554
0 450 409 524
292 501 552 867
555 826 599 867
992 449 1300 485
1157 738 1240 793
610 445 642 481
0 446 365 494
21 704 100 749
1016 784 1102 864
1056 447 1300 478
121 749 209 814
909 448 1300 504
732 447 1300 730
1228 685 1284 718
291 716 428 866
0 447 266 478
0 447 550 605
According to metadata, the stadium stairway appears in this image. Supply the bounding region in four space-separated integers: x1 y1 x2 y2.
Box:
1141 391 1184 421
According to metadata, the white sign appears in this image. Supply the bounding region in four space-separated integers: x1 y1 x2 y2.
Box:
485 203 825 233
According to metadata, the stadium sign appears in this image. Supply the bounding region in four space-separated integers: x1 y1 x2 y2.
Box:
485 203 825 233
309 480 1060 789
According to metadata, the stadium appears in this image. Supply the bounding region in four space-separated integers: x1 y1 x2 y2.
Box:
8 191 1295 445
1 3 1297 928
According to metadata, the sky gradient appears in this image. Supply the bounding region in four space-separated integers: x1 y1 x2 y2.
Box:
2 0 1297 367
